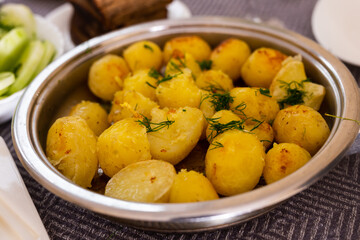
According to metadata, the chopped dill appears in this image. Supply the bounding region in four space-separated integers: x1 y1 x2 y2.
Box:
197 60 212 70
325 113 360 125
209 141 224 150
144 44 153 52
199 91 233 111
277 78 311 108
258 88 272 97
232 102 247 118
248 118 264 131
146 68 183 87
260 139 272 143
145 81 157 89
206 117 245 142
169 60 184 73
148 67 161 79
136 115 175 133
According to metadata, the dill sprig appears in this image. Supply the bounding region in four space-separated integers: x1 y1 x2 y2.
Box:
146 68 183 88
325 113 360 125
209 141 224 150
197 60 212 70
136 115 175 133
144 44 153 52
148 68 162 80
277 78 311 108
206 117 246 142
232 102 247 118
200 91 234 111
258 88 272 97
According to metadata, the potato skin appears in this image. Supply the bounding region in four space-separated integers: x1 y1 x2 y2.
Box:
46 116 98 188
263 143 311 184
123 69 158 101
169 169 219 203
241 47 287 88
97 118 152 177
229 87 280 123
163 35 211 63
123 41 163 71
272 105 330 155
148 107 204 165
205 130 265 196
244 120 274 150
69 101 109 136
156 69 201 108
88 54 130 101
196 70 234 92
108 90 159 124
105 160 176 203
210 38 251 80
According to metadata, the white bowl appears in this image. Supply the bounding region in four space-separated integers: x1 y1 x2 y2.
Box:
0 15 64 124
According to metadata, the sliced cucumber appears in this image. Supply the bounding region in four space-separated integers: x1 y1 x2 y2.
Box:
34 40 56 76
0 72 15 96
7 40 45 95
0 3 36 38
0 27 29 72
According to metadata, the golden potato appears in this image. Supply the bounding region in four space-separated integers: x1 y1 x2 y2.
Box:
263 143 311 184
243 119 274 150
241 47 287 88
105 160 176 203
123 69 158 101
163 35 211 63
97 118 151 177
123 40 163 71
229 87 280 123
210 38 251 80
147 107 204 165
195 70 234 92
46 116 98 188
88 54 130 101
199 90 216 139
108 90 159 124
156 69 202 108
205 130 265 196
69 101 109 136
165 51 202 79
169 169 219 203
272 105 330 155
206 110 240 142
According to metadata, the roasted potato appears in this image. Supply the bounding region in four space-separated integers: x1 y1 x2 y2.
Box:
272 105 330 155
46 116 98 188
108 90 159 124
88 54 130 101
105 160 176 203
97 118 152 177
210 38 251 80
169 169 219 203
241 47 287 88
205 110 241 142
205 130 265 196
163 35 211 63
123 40 163 71
156 69 202 108
165 51 202 79
147 107 204 165
195 69 234 92
229 87 280 123
69 101 109 136
123 69 158 101
243 119 274 150
263 143 311 184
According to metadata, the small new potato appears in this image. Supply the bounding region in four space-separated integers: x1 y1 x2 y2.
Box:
165 51 202 79
105 160 176 203
123 40 163 71
156 69 202 108
263 143 311 184
163 35 211 63
206 110 240 142
205 130 265 196
195 70 234 92
69 101 109 136
148 107 204 165
97 118 152 177
123 69 158 101
169 169 219 203
210 38 251 81
243 120 274 150
88 54 130 101
241 47 287 88
46 116 98 188
230 87 280 123
272 105 330 155
108 90 159 124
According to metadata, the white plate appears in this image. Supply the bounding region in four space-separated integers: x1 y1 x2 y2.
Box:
311 0 360 66
46 1 192 52
0 15 64 124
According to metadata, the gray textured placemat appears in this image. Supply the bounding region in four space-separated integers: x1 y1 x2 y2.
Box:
1 0 360 239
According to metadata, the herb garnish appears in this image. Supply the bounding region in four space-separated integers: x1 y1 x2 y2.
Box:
209 141 224 150
146 68 183 88
206 117 246 143
148 67 161 79
144 44 153 52
197 60 212 70
136 115 175 133
232 101 247 118
258 88 272 97
200 91 233 111
277 78 311 108
325 113 360 125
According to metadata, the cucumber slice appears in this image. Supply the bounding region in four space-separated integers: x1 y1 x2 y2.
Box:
0 27 29 72
0 3 36 38
0 72 15 96
7 40 45 95
34 40 56 76
0 28 8 39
